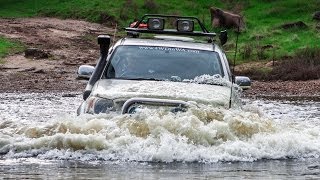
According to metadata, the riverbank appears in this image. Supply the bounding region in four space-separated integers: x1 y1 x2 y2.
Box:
0 18 114 94
0 17 319 100
243 80 320 100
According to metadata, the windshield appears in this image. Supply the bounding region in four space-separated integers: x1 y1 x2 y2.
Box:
104 45 223 81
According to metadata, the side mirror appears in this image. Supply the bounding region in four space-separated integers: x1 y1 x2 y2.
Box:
235 76 251 90
77 65 95 80
219 30 228 45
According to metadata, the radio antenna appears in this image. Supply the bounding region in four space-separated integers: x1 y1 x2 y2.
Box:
112 23 118 46
229 19 240 108
233 20 240 76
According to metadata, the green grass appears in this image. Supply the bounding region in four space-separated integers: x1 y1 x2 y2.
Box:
0 36 24 63
236 0 320 61
0 0 319 62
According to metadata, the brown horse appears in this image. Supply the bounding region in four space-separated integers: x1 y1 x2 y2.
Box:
210 7 245 30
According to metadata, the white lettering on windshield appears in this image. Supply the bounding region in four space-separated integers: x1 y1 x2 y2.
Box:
139 46 200 53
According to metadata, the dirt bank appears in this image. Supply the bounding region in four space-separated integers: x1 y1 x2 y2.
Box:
0 17 115 93
0 17 319 100
243 80 320 100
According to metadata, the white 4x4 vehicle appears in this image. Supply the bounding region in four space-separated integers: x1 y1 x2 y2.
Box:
77 14 250 115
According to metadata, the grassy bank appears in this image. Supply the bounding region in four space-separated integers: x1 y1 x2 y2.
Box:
1 0 319 60
0 0 319 79
0 36 24 63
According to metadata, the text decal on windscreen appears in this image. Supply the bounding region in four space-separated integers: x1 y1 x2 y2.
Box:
138 46 200 54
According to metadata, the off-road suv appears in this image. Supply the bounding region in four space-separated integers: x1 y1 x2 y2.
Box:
77 14 250 115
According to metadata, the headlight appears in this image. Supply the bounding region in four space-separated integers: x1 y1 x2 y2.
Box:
86 97 115 114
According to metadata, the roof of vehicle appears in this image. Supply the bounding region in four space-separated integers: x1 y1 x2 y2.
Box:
118 37 217 51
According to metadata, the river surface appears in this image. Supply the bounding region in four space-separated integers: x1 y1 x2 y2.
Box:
0 93 319 179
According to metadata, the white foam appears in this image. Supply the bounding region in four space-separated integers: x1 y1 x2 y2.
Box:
1 104 319 163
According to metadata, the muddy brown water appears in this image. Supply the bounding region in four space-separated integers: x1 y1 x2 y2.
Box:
0 93 319 179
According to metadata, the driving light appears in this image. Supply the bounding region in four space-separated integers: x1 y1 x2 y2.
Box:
147 18 165 30
177 19 194 32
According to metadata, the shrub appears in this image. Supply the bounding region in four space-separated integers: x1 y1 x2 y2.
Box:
236 67 272 80
271 47 320 80
120 0 138 21
295 47 320 65
238 47 320 81
143 0 159 13
241 44 253 60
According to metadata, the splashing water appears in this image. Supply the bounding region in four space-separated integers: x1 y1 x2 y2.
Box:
1 94 319 163
183 74 232 87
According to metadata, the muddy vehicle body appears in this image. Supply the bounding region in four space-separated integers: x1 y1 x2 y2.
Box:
77 14 250 115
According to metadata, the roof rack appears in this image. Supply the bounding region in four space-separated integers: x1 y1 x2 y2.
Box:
125 14 216 39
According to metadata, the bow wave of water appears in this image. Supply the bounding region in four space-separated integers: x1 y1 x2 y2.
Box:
1 93 319 163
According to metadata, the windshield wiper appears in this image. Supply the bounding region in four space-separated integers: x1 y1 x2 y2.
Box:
197 82 225 86
182 80 227 86
119 77 164 81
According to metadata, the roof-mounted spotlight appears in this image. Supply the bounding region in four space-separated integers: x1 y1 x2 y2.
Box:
147 18 165 30
177 19 194 32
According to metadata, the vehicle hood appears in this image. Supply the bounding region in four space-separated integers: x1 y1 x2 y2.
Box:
91 79 231 107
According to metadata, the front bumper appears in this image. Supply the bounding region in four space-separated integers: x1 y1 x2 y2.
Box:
77 96 190 115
